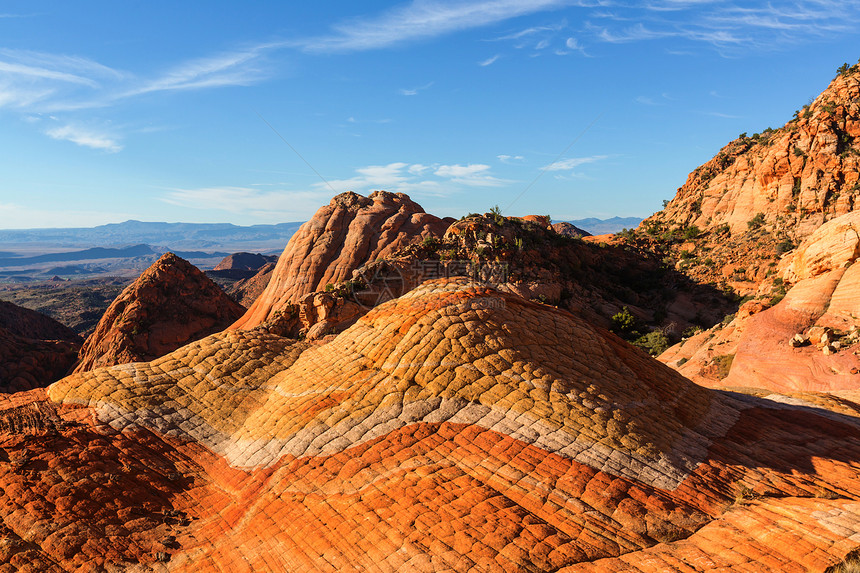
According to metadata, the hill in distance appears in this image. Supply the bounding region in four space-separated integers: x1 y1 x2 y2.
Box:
0 220 303 251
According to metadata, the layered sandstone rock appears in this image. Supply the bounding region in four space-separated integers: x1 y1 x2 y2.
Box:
0 327 79 392
661 211 860 392
0 278 848 570
552 221 591 238
0 300 81 343
73 253 246 373
230 191 451 330
629 63 860 295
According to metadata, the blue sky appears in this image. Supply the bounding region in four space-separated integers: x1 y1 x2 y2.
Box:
1 1 858 228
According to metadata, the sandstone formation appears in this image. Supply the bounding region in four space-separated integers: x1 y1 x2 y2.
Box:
625 62 860 295
0 278 847 570
0 327 79 392
552 221 591 238
230 191 452 330
661 211 860 392
73 253 246 374
648 62 859 239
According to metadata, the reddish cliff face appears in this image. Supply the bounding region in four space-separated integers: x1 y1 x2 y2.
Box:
648 64 859 239
73 253 246 373
0 278 848 570
627 63 860 297
230 190 451 330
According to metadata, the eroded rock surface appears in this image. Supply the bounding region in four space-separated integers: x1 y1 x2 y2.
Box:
73 253 246 373
0 278 849 571
661 211 860 392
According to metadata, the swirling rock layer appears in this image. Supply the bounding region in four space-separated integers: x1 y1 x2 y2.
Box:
0 278 848 571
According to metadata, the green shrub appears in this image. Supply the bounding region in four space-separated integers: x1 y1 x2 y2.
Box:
747 212 765 229
683 225 700 240
775 238 795 255
713 354 735 379
610 306 637 336
633 330 670 357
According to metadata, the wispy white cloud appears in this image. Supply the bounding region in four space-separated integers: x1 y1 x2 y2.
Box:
161 186 334 221
45 123 122 152
497 154 525 163
543 155 608 171
122 44 278 97
310 161 509 197
644 0 721 12
702 110 742 119
596 23 674 43
0 43 281 149
434 163 505 186
559 36 588 55
399 81 434 96
589 0 860 52
479 54 501 66
297 0 582 53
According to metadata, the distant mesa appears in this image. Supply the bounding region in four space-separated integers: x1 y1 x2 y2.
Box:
213 252 277 272
569 216 642 235
73 252 246 373
552 221 591 238
230 190 452 330
208 252 279 284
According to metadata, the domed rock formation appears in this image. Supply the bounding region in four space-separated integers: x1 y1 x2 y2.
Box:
73 252 246 373
0 327 79 392
552 221 591 238
0 300 81 343
230 190 451 330
3 278 852 571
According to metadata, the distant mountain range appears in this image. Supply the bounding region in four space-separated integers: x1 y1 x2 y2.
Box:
566 217 643 235
0 220 304 251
